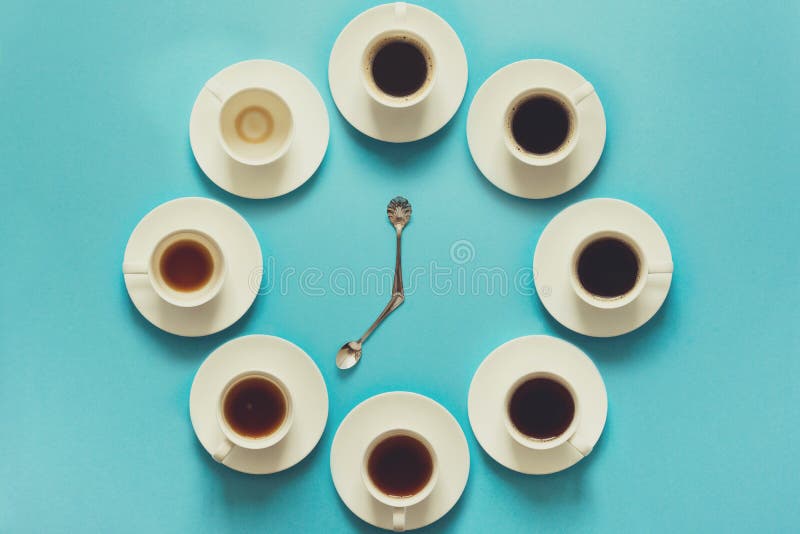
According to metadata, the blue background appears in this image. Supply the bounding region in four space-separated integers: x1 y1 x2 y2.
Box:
2 0 798 532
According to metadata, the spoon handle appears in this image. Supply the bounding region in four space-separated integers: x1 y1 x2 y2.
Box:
356 222 406 345
358 293 404 344
392 229 404 296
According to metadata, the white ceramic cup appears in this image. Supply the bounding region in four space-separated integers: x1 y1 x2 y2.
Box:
570 229 674 310
360 4 436 109
504 81 595 167
503 372 580 450
362 429 438 532
208 79 294 166
122 229 226 308
212 371 293 463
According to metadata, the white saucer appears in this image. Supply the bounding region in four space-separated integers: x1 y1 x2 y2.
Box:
328 2 468 143
190 60 329 199
189 335 328 474
534 198 673 337
123 197 262 337
330 392 469 531
468 335 607 475
467 60 606 199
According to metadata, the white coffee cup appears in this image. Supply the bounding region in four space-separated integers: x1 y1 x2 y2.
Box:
122 229 226 308
504 81 595 167
206 76 294 166
360 4 436 109
212 371 293 462
362 429 438 532
570 229 674 310
503 372 580 450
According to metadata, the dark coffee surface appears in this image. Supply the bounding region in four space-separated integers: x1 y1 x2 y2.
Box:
577 237 640 298
223 377 286 438
159 240 213 292
511 95 571 155
509 377 575 440
367 435 433 497
371 40 428 97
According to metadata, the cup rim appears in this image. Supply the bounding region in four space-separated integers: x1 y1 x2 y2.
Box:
217 87 295 166
360 29 437 109
217 371 294 450
148 229 226 308
569 230 648 310
504 87 580 167
361 428 439 508
503 372 581 450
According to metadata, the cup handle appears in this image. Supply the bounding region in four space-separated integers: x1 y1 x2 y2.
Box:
568 81 595 107
212 439 233 463
122 262 148 275
648 261 674 275
392 507 406 532
205 76 230 104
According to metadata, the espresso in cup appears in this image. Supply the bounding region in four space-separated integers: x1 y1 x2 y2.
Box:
570 229 673 310
222 375 288 439
212 371 293 462
362 32 435 106
367 434 434 497
576 236 640 299
122 229 226 308
508 377 576 441
159 239 215 292
361 429 438 530
508 92 575 157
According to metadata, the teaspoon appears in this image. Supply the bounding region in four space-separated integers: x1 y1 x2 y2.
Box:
336 197 411 370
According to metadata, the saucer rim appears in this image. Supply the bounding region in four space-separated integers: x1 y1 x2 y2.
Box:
466 59 607 199
122 197 262 337
533 197 673 337
190 59 329 199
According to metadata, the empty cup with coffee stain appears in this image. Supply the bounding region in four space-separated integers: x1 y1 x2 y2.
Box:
504 82 595 167
212 371 293 462
362 428 438 531
121 229 226 307
360 4 436 109
206 78 294 166
570 229 673 309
